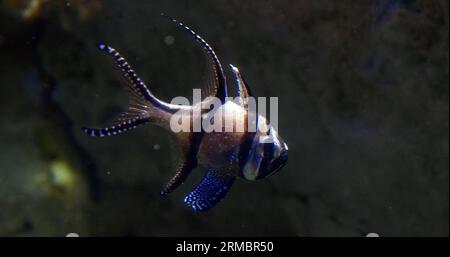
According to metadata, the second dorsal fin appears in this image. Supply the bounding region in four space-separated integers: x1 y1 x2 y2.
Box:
163 14 228 102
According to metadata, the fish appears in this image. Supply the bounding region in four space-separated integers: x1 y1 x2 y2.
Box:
82 16 288 211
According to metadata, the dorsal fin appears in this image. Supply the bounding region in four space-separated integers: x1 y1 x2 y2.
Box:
230 64 252 106
162 14 228 102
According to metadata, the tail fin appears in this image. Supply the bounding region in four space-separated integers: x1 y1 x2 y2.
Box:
83 44 181 137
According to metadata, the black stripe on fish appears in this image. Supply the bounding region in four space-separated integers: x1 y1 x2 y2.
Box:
238 112 258 176
260 139 275 169
238 131 256 175
82 117 150 137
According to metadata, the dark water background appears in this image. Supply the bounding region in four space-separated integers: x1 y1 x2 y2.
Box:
0 0 448 236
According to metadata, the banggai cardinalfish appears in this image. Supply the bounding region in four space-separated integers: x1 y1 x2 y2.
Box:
83 15 288 211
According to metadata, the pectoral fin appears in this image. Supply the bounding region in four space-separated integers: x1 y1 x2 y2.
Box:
184 169 236 212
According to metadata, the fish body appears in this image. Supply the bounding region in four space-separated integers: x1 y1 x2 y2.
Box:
83 16 288 211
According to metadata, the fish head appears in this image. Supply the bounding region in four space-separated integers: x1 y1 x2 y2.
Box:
242 122 288 181
229 65 288 180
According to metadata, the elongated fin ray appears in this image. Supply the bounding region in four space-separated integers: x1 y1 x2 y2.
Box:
184 169 236 211
162 14 227 102
82 117 150 137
